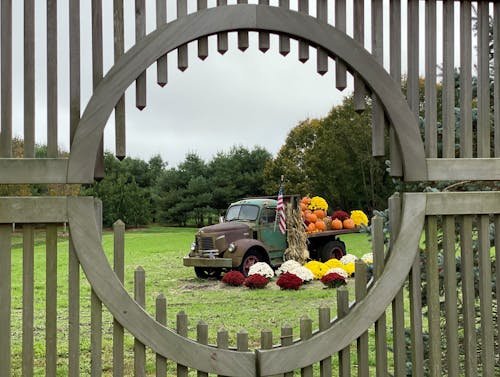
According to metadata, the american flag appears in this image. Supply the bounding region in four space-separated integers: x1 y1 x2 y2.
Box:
276 183 286 234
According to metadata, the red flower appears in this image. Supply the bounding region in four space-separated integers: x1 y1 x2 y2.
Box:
222 270 245 286
320 272 347 289
276 272 303 290
244 274 269 289
331 210 349 221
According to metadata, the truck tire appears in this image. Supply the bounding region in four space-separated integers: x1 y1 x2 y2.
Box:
194 267 222 279
239 249 264 277
320 240 346 262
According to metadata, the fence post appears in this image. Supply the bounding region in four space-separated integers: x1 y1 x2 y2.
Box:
156 293 167 377
355 261 368 377
337 288 350 377
134 267 146 377
318 305 331 376
300 316 313 377
217 328 229 377
281 325 293 377
177 311 189 377
113 220 125 377
197 321 209 377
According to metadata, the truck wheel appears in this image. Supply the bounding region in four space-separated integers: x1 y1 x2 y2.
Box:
320 240 346 262
194 267 221 279
239 250 263 277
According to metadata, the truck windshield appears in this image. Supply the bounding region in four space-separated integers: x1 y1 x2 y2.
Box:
225 204 259 221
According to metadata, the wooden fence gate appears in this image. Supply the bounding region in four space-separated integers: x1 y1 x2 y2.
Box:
0 0 499 375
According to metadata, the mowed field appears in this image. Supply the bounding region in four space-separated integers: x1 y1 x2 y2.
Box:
9 226 373 375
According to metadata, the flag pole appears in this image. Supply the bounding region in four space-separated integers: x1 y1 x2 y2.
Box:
274 175 284 232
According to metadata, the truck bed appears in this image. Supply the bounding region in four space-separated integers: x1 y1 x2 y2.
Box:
305 228 360 239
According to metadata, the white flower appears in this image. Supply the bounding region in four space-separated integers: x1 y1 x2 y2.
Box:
340 254 357 265
276 260 302 276
361 253 373 264
291 266 314 282
248 262 274 278
325 267 348 279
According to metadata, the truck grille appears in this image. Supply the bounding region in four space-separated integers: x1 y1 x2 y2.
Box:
199 237 214 250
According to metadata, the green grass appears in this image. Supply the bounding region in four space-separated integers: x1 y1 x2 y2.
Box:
9 226 375 376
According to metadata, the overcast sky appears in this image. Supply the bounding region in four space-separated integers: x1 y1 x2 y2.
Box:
7 1 467 167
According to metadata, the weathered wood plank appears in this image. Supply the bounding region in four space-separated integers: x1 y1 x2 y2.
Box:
47 0 58 158
177 311 189 377
46 224 58 377
478 1 491 158
355 261 368 377
409 252 424 377
335 0 346 89
156 294 167 377
1 0 12 157
407 0 419 118
156 0 168 87
114 0 126 159
281 325 293 377
460 216 477 375
68 238 80 377
92 0 104 179
22 225 35 377
426 192 500 215
197 321 209 377
237 0 249 51
136 0 147 107
478 215 494 376
442 216 458 376
427 158 500 181
69 0 80 147
442 0 455 158
0 225 11 375
278 0 290 56
373 215 387 376
389 0 402 177
316 0 328 75
0 158 68 184
198 0 209 59
496 215 500 358
217 0 228 54
217 328 229 377
258 0 270 53
424 0 437 158
91 200 102 377
460 1 472 157
24 0 35 158
337 289 350 377
371 0 384 157
298 0 309 63
425 216 440 377
300 316 313 377
134 267 146 377
495 3 500 157
113 220 125 377
0 197 68 223
318 306 331 377
353 0 366 112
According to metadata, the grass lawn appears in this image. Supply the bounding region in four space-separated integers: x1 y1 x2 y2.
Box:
9 226 375 375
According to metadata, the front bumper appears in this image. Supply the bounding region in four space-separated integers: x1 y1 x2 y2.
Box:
183 256 233 268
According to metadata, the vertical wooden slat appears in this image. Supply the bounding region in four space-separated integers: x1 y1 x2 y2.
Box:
353 0 366 112
424 0 437 158
337 289 350 377
460 1 472 158
68 238 80 377
177 0 189 70
409 254 424 377
47 0 58 158
237 0 249 51
22 225 34 377
136 0 147 106
197 321 209 377
92 0 104 179
177 311 189 377
442 0 455 158
318 306 331 377
300 316 313 377
389 0 402 177
442 216 458 376
279 0 290 56
156 294 167 377
372 216 387 376
258 0 270 53
495 215 500 357
316 0 328 75
198 0 209 59
425 216 440 377
217 328 229 377
113 220 125 377
495 3 500 157
371 0 385 157
355 261 368 377
69 0 80 148
91 200 103 377
477 1 490 158
0 0 12 157
156 0 168 87
281 325 294 377
134 267 146 377
478 215 494 376
24 0 35 157
114 0 126 159
389 193 405 377
46 224 58 377
298 0 309 63
407 0 420 119
335 0 346 88
0 225 12 375
217 0 228 54
460 216 476 375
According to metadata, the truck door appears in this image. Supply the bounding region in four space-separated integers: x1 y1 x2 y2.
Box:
259 207 287 261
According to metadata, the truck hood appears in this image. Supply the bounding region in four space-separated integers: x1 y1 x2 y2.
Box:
198 222 251 235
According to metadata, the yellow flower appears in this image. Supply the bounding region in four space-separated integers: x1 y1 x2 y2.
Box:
350 210 369 226
304 260 328 279
324 258 343 269
308 196 328 211
342 262 355 276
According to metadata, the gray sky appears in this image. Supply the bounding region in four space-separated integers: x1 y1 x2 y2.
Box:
7 1 468 167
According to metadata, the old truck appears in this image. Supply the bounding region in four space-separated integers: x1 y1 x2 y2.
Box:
183 197 358 278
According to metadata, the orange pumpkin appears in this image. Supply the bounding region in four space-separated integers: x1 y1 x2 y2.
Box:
301 196 311 205
313 209 326 219
331 218 343 230
306 213 318 223
307 223 316 232
300 202 307 211
315 220 326 231
343 218 355 229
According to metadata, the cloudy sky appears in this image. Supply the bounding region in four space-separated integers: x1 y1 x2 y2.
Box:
7 1 464 167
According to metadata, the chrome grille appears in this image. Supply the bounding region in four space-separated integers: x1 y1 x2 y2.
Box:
199 237 215 250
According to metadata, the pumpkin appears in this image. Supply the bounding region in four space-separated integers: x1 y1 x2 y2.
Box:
301 196 311 205
307 223 316 232
306 213 318 223
315 220 326 231
313 209 326 220
331 218 343 230
343 218 355 229
300 202 308 211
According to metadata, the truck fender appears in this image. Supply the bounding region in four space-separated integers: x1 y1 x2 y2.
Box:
224 238 270 267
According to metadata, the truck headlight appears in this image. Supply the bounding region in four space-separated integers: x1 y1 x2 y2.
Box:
228 243 236 253
190 242 196 252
